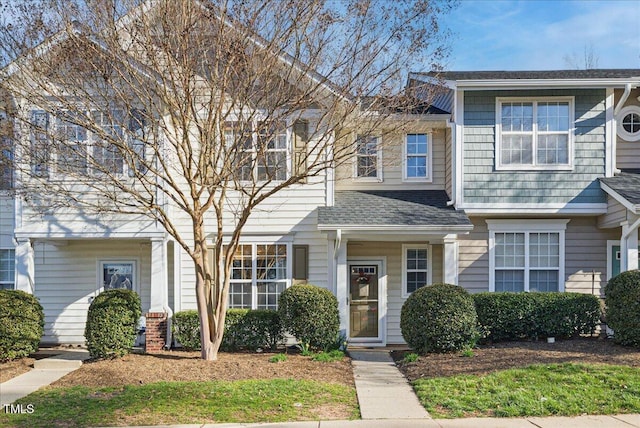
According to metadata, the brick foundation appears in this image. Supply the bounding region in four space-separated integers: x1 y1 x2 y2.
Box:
145 312 167 352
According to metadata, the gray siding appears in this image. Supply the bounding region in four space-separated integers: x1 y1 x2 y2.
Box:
615 87 640 171
463 89 607 205
457 217 490 293
598 196 628 229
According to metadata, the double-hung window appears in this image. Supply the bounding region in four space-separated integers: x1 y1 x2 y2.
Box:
354 135 381 180
497 98 573 169
0 110 12 190
228 243 290 310
225 120 289 181
404 133 430 181
0 249 15 290
91 110 125 175
488 220 567 292
402 244 431 297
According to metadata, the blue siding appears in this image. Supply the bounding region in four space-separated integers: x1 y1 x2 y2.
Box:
463 89 607 204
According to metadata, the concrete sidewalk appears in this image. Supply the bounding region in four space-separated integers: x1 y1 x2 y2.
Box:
0 349 89 406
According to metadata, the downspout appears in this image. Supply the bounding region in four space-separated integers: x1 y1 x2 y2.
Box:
614 83 633 116
164 304 173 349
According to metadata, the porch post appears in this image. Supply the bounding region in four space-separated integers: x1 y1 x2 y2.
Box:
621 220 640 272
443 236 459 285
147 237 170 352
334 232 349 337
15 238 34 294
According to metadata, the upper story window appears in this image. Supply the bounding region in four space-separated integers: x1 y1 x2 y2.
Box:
404 133 430 181
617 105 640 142
224 120 289 182
354 135 382 181
488 220 567 293
496 98 574 170
0 110 13 190
29 109 145 178
0 249 15 290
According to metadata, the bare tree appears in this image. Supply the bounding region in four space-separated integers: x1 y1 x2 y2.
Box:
0 0 454 360
563 42 600 70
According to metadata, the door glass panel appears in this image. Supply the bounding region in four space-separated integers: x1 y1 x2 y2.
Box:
349 265 378 339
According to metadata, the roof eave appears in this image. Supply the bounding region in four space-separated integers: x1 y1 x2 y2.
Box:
454 78 640 90
317 224 474 232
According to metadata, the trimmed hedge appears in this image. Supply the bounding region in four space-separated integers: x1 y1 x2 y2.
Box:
0 290 44 361
474 292 601 342
278 284 339 351
172 309 284 351
605 270 640 347
400 283 478 354
85 289 141 359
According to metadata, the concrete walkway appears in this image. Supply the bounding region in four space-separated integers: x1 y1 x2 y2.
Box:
348 349 429 419
0 349 89 406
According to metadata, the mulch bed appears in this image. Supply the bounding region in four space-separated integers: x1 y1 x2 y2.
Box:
392 337 640 382
0 357 36 383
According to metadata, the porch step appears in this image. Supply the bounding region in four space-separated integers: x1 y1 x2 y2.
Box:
33 350 90 370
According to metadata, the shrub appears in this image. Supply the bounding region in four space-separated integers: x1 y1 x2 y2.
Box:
605 270 640 347
173 309 283 351
0 290 44 361
278 284 339 351
172 310 200 351
474 292 601 342
400 283 478 354
269 353 287 363
222 309 283 351
85 289 141 359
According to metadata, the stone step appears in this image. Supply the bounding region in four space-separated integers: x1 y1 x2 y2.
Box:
33 350 90 370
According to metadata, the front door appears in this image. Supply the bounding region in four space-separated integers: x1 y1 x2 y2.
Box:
349 262 382 342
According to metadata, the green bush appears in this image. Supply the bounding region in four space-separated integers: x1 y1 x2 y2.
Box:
172 309 283 351
474 292 601 342
0 290 44 361
278 284 339 351
605 270 640 347
172 310 200 351
400 283 478 354
222 309 283 351
85 289 141 359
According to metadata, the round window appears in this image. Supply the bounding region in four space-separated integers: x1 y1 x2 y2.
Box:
617 105 640 142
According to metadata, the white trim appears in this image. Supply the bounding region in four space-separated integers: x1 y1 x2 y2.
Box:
402 132 432 182
487 219 567 292
600 183 640 214
453 79 640 90
616 105 640 142
495 97 574 171
173 241 182 313
461 203 607 215
607 240 621 281
347 257 387 345
401 244 432 298
605 88 616 177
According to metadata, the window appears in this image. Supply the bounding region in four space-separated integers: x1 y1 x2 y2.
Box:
0 249 15 290
100 261 135 291
225 120 289 182
402 244 431 296
488 220 567 292
0 110 12 190
617 105 640 142
92 110 125 175
354 135 381 180
228 243 290 310
404 133 430 180
497 98 573 169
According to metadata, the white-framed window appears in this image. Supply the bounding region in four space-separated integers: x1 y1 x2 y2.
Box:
617 105 640 142
228 243 290 310
401 244 431 297
354 135 382 181
224 120 289 182
29 109 145 178
99 260 136 291
0 110 13 190
487 220 568 292
0 249 15 290
404 133 431 181
496 98 574 170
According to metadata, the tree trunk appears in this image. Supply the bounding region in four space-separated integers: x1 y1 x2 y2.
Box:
193 239 222 360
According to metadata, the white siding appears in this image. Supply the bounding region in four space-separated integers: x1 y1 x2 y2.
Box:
34 239 151 344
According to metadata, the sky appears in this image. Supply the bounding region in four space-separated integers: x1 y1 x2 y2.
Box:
440 0 640 71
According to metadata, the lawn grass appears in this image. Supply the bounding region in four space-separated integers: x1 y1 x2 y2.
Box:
0 378 358 428
413 363 640 418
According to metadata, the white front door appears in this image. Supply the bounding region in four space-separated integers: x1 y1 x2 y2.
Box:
348 260 385 343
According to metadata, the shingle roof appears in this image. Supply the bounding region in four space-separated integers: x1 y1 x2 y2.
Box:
415 69 640 81
600 171 640 206
317 190 472 229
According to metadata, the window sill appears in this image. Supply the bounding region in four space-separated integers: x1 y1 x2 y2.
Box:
495 165 574 172
352 177 383 183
